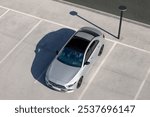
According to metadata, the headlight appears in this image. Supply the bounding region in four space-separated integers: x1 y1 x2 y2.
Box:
67 82 76 87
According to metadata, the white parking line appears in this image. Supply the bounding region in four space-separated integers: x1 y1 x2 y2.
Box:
134 67 150 100
0 9 9 18
0 20 42 64
0 5 76 30
106 38 150 54
0 5 150 55
78 42 117 100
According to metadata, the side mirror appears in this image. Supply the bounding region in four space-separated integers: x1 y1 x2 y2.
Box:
85 61 90 65
56 50 59 55
34 48 41 53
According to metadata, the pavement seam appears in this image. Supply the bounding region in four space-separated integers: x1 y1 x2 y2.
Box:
78 42 117 100
134 67 150 100
0 20 42 64
0 5 150 55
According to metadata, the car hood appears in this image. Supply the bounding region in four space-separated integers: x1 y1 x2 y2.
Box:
46 59 80 85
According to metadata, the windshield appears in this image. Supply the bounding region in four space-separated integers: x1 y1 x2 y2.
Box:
57 47 84 67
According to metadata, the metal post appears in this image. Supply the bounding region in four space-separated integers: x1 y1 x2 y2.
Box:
118 5 127 39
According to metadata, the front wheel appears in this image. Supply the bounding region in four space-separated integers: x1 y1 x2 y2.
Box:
77 76 83 89
98 44 104 56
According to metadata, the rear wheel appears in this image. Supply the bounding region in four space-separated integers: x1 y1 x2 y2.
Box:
77 76 83 89
98 44 104 56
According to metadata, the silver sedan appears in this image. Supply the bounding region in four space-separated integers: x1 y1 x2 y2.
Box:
45 27 105 92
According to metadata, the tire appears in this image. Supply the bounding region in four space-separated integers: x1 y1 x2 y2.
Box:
77 76 83 89
98 44 104 56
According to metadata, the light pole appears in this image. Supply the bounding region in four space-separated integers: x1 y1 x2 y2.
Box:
70 6 127 39
118 5 127 39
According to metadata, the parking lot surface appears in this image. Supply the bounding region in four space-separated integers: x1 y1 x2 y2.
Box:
0 0 150 99
63 0 150 25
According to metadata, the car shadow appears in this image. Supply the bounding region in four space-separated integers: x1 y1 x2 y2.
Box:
31 28 75 88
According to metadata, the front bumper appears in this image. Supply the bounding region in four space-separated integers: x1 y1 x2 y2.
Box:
45 78 74 93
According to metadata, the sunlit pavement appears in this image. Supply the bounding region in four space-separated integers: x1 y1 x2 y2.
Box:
0 0 150 99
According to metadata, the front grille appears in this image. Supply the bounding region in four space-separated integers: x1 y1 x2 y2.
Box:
49 80 66 89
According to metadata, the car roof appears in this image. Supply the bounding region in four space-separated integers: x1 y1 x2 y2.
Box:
75 31 94 41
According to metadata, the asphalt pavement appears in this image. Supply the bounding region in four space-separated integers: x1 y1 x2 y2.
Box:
63 0 150 25
0 0 150 100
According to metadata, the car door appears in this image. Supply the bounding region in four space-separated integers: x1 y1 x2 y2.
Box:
89 40 100 62
81 40 100 75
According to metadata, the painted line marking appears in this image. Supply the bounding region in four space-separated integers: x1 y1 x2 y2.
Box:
106 38 150 54
0 9 9 18
0 5 150 55
0 5 75 30
0 5 150 98
0 20 42 64
134 67 150 100
78 42 117 100
56 0 150 28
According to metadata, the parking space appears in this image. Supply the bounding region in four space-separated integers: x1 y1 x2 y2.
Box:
121 22 150 52
138 81 150 99
0 10 39 62
0 18 114 99
0 1 150 100
136 69 150 100
81 45 150 99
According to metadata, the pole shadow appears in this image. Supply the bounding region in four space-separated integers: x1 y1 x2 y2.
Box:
31 28 75 88
70 11 118 39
